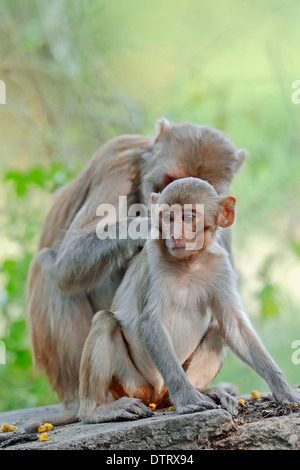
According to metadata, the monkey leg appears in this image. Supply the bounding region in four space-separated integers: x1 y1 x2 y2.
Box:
184 321 238 415
78 310 154 423
27 252 94 405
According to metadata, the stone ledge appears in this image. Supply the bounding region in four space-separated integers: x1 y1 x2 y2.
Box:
0 398 300 450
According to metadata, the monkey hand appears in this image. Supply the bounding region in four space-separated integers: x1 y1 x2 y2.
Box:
201 387 239 415
80 397 154 423
174 385 220 415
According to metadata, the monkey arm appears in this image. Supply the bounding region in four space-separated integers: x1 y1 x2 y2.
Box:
212 289 300 404
38 193 149 294
138 305 217 412
51 177 154 293
60 233 142 292
139 312 191 397
38 227 144 294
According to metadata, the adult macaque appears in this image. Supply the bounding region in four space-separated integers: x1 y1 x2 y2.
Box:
78 178 300 423
27 118 247 407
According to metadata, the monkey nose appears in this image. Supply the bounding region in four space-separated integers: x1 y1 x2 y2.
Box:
171 236 185 247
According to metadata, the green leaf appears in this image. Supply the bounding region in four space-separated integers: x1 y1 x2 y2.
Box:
4 171 28 196
26 167 47 187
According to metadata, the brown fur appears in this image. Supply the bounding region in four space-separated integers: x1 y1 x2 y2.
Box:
27 119 246 405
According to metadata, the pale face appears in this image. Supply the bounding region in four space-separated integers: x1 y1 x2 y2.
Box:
160 205 207 258
151 178 235 259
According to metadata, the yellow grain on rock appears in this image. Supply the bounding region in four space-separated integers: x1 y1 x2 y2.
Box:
1 423 18 432
250 390 261 400
167 405 176 411
37 423 54 433
234 418 244 425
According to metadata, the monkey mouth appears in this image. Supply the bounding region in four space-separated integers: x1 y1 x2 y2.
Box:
168 245 188 257
167 238 200 258
167 239 186 250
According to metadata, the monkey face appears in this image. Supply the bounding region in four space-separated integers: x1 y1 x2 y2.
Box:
160 206 206 258
146 119 246 197
151 177 236 259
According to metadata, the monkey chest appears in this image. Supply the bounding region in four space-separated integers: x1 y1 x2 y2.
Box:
161 289 211 364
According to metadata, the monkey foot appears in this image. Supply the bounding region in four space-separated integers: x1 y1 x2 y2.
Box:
176 404 210 414
176 396 220 415
82 397 154 424
203 387 238 415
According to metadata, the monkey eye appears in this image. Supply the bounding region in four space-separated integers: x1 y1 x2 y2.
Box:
182 212 196 223
161 211 175 223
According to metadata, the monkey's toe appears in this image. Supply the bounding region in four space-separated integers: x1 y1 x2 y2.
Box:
219 395 238 415
176 404 208 414
202 387 238 415
117 397 154 419
82 397 153 423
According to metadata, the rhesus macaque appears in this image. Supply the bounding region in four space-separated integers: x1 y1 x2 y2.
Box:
78 178 300 423
27 118 247 408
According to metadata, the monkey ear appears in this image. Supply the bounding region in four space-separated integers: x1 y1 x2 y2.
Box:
150 192 159 204
236 149 248 170
218 196 236 228
154 117 172 141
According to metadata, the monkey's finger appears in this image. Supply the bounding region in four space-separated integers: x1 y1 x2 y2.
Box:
176 404 206 415
137 403 154 415
195 391 220 409
131 404 154 418
118 410 141 421
200 401 218 410
118 407 152 420
126 400 154 417
118 397 154 418
219 396 238 415
195 397 219 410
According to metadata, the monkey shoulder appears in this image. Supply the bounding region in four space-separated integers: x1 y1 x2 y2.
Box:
90 134 152 167
93 135 152 187
204 243 236 285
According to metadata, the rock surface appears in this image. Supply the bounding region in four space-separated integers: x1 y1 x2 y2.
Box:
1 394 300 450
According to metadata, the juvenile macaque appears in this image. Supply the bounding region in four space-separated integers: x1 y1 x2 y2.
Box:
27 119 246 406
78 178 300 423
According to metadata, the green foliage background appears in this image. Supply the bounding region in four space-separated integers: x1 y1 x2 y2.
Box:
1 0 300 412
